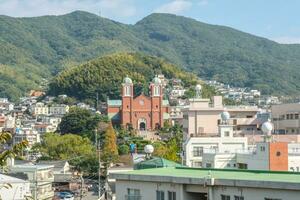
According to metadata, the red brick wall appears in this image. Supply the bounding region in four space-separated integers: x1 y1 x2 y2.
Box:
269 142 288 171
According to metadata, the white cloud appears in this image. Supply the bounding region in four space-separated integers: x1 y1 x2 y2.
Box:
154 0 192 14
272 36 300 44
0 0 137 18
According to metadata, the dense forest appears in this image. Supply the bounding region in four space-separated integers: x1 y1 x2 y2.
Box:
1 11 300 100
48 53 212 102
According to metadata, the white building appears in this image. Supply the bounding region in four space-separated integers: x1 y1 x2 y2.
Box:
10 164 55 200
48 104 69 115
31 102 49 116
111 167 300 200
184 111 248 167
14 127 40 149
0 174 31 200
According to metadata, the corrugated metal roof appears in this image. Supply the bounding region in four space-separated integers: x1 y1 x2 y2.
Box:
107 100 122 106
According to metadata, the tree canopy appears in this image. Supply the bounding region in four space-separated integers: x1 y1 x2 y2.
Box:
1 11 300 100
58 107 101 137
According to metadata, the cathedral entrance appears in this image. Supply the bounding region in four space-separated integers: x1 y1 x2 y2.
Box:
138 118 147 131
139 122 146 131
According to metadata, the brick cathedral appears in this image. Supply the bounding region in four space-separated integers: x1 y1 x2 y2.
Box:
107 76 169 131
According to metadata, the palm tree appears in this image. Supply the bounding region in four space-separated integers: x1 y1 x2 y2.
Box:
0 132 28 167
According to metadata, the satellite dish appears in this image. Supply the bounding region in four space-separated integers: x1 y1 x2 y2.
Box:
144 144 154 154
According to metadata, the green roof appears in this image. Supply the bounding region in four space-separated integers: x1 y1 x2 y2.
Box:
134 157 181 170
117 167 300 184
162 100 169 106
107 99 122 106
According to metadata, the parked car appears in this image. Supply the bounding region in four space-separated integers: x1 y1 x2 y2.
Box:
57 192 74 200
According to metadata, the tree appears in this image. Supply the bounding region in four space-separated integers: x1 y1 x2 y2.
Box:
59 107 100 137
0 132 28 167
34 133 97 174
0 132 28 200
102 124 119 165
35 133 94 160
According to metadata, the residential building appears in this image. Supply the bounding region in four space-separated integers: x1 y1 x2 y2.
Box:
48 104 69 115
183 111 248 167
30 102 48 116
14 127 40 149
0 174 31 200
271 102 300 134
10 164 55 200
182 92 261 140
107 76 169 131
111 167 300 200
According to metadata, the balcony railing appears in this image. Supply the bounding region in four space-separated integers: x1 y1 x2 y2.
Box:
125 195 142 200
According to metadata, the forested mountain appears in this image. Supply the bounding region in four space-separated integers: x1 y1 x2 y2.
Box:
1 11 300 100
48 53 204 102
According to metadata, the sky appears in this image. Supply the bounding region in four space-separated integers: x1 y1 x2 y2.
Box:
0 0 300 44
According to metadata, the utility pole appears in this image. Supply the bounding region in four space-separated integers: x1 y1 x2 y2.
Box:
96 128 102 199
96 92 99 111
80 174 84 200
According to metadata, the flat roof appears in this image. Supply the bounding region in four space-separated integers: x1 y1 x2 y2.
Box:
111 167 300 190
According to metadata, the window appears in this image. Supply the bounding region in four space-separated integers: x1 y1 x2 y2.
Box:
156 191 164 200
276 151 281 156
154 86 160 96
193 147 203 157
260 146 265 151
224 131 230 137
286 114 290 120
193 161 202 167
126 188 141 200
206 163 212 168
234 196 244 200
295 114 299 119
264 198 282 200
168 191 176 200
221 194 230 200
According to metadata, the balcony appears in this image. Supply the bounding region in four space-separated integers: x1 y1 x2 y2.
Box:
125 195 142 200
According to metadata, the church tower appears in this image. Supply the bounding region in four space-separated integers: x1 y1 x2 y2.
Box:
149 76 163 129
121 76 133 128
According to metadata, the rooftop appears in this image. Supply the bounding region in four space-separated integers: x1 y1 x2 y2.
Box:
111 167 300 190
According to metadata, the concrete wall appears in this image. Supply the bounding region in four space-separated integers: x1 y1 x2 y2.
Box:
212 185 300 200
116 180 186 200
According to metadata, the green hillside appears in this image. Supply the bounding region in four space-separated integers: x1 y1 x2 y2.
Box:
48 53 202 102
1 11 300 100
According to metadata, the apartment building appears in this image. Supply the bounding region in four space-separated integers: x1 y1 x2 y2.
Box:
111 167 300 200
0 174 31 200
10 164 55 200
271 103 300 134
182 95 261 141
183 112 248 167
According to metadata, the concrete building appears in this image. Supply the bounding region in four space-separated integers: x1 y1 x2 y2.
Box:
0 174 31 200
182 91 260 140
107 76 169 131
31 102 49 116
14 127 40 149
48 104 69 115
10 164 55 200
271 102 300 134
111 167 300 200
184 111 248 167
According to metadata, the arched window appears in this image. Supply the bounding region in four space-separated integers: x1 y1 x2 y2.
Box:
124 86 131 96
154 86 160 96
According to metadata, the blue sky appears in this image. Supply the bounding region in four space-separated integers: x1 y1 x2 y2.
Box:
0 0 299 43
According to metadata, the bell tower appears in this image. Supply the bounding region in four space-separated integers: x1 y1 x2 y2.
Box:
121 76 133 128
150 76 163 129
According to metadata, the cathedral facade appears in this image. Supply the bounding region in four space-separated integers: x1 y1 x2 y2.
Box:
107 76 169 131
